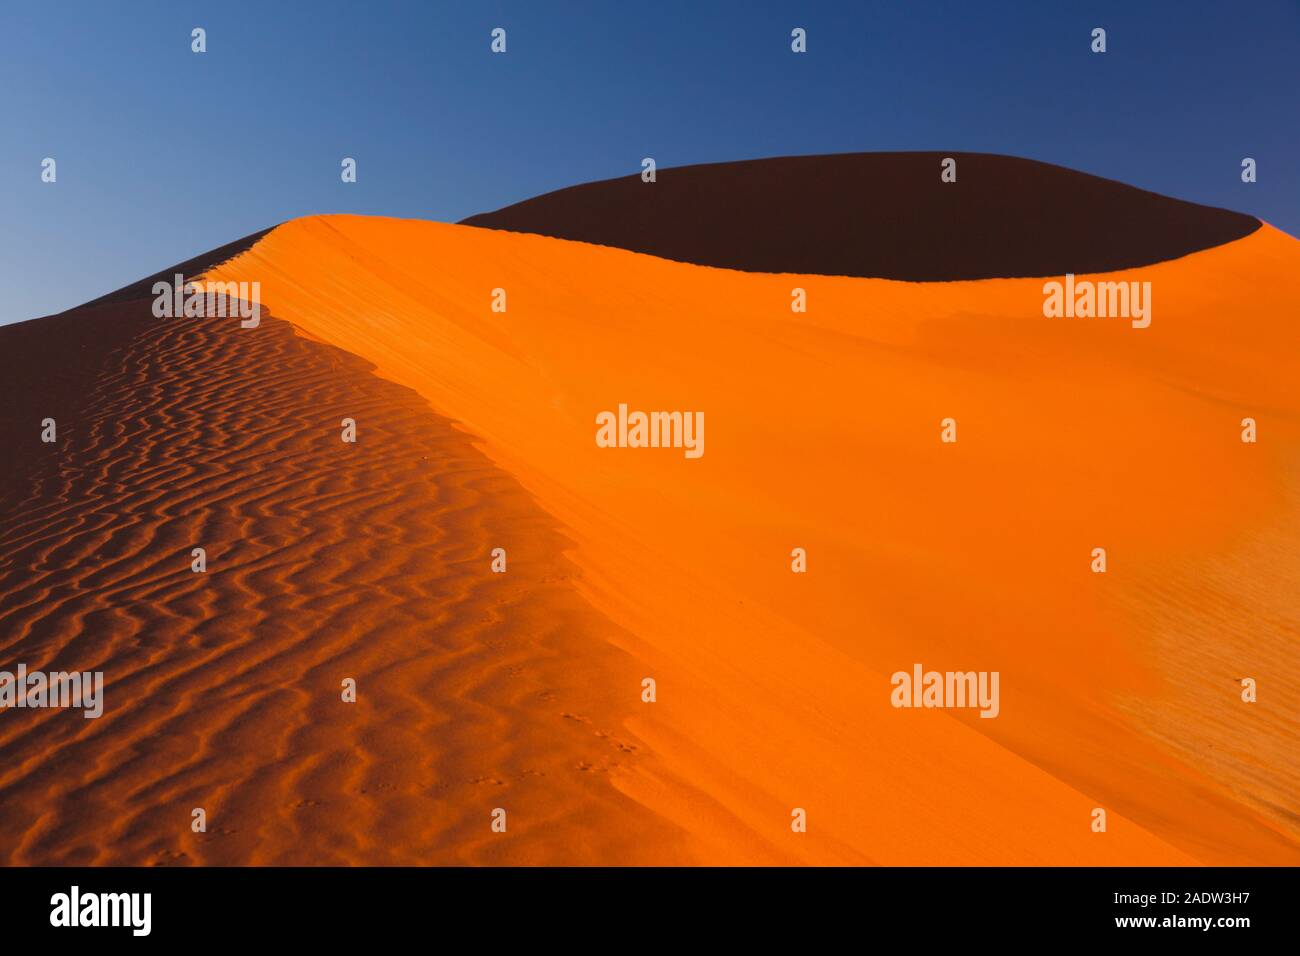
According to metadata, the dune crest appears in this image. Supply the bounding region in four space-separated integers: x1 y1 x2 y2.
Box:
202 213 1300 864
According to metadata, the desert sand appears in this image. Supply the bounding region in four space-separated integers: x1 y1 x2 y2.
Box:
0 291 689 864
2 158 1297 865
205 210 1298 865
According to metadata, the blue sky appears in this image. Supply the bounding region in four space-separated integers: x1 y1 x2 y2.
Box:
2 0 1297 324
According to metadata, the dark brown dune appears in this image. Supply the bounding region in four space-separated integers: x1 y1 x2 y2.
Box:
461 152 1261 280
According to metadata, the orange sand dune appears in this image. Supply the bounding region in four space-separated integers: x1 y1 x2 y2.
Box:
199 214 1300 865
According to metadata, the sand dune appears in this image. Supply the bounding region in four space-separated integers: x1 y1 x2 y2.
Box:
2 159 1297 865
462 152 1261 280
0 295 691 864
197 211 1300 865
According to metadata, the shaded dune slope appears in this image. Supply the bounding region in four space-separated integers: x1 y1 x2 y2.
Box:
462 152 1261 280
0 298 692 865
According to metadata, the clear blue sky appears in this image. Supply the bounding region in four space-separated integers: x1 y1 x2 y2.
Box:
2 0 1297 324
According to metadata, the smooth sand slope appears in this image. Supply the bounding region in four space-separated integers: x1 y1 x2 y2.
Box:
195 211 1300 866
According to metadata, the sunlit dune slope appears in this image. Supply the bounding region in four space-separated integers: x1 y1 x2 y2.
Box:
462 152 1261 280
207 213 1300 865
